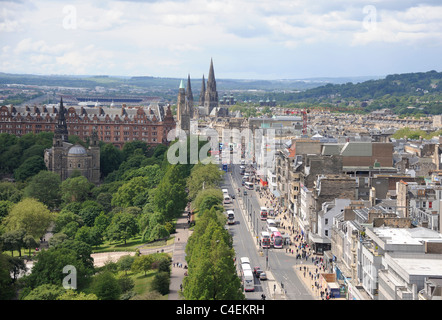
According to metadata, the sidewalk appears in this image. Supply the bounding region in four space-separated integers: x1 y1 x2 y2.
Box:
253 182 335 300
168 210 192 300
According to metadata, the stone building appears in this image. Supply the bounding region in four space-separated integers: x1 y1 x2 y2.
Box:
44 98 100 184
204 58 219 116
0 100 175 150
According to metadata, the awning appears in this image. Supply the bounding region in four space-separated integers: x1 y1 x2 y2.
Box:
309 233 331 244
272 189 281 198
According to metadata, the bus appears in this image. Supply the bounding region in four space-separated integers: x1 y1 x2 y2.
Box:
243 269 255 292
241 263 252 273
272 231 283 249
245 182 254 190
223 194 232 204
266 219 276 230
260 231 271 249
240 257 250 265
260 207 268 220
227 210 235 225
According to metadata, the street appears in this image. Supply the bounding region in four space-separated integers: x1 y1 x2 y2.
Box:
222 163 314 300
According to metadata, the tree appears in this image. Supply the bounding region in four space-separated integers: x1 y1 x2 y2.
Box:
57 290 98 300
192 188 223 214
106 212 139 245
75 226 102 248
131 255 154 276
111 176 153 208
153 165 188 221
184 207 243 300
25 247 94 289
0 200 13 223
117 255 136 275
93 212 110 242
60 176 94 204
14 155 46 182
96 192 113 213
2 198 55 239
0 229 26 256
78 201 104 227
23 284 66 300
90 271 122 300
54 209 83 234
146 224 169 243
187 162 224 201
100 143 124 177
23 171 62 209
0 253 15 300
23 234 38 257
0 181 22 203
151 271 170 295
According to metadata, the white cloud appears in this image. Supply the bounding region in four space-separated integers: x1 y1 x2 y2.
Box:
0 0 441 78
352 5 442 45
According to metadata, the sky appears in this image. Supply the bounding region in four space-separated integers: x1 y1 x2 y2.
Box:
1 0 442 80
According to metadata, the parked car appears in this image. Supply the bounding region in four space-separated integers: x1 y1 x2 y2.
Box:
253 267 263 278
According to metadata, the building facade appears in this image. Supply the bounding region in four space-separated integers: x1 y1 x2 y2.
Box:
44 98 100 184
0 101 175 149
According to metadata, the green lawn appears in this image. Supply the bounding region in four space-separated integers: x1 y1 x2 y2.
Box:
92 235 175 253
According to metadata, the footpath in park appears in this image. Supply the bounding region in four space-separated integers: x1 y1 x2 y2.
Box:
168 210 192 300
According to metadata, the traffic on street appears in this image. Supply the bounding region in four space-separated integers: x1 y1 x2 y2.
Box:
221 162 315 300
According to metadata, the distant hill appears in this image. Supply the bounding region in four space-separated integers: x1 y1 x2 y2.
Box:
290 70 442 100
0 72 379 92
279 70 442 115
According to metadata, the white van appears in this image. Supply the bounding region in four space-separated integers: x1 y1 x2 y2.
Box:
266 219 276 229
243 269 255 292
240 257 250 265
245 182 254 190
227 210 235 225
222 188 229 195
223 194 232 204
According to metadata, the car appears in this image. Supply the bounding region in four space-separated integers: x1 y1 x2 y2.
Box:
241 181 245 186
259 272 267 280
253 267 263 278
230 194 235 199
243 190 247 196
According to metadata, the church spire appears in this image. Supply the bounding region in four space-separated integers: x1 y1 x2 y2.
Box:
204 58 218 116
207 58 215 87
199 74 205 106
186 74 193 101
55 97 68 142
186 74 194 118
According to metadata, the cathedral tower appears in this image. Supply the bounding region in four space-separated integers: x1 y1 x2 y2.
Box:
176 80 186 123
177 80 190 134
204 58 219 116
199 74 205 107
186 74 194 119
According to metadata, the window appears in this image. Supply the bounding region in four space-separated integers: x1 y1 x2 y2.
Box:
325 218 328 225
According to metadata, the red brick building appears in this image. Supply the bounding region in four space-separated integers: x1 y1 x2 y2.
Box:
0 103 176 149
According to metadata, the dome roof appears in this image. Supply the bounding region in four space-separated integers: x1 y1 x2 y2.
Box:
68 145 87 155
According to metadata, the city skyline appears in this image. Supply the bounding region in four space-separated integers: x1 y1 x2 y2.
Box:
1 0 441 80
